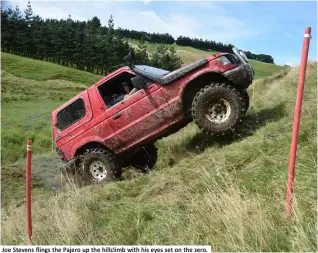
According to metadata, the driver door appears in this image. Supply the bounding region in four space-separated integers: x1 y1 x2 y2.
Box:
102 72 172 153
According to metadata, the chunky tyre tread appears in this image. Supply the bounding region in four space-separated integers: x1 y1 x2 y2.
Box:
239 89 250 114
191 82 245 136
78 148 121 185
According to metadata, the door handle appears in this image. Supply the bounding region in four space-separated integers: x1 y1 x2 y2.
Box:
112 112 121 119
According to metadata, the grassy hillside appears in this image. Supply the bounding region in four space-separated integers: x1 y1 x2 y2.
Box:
1 54 102 165
2 53 102 84
129 40 286 79
1 53 316 250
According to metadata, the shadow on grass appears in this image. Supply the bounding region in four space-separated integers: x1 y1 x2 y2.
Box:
186 102 286 154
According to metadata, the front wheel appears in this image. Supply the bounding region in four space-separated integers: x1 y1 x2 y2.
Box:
191 82 245 136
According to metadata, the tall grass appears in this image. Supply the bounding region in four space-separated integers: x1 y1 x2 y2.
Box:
2 63 316 250
1 167 316 250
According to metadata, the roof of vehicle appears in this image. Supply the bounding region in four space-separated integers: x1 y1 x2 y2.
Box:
92 66 132 88
132 58 210 85
134 65 170 78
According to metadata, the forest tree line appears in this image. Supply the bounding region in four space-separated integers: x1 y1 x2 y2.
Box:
175 36 274 63
1 1 274 77
1 2 183 74
117 28 175 45
116 28 274 64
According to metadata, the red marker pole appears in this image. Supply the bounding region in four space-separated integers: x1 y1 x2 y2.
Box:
286 27 311 217
26 140 33 244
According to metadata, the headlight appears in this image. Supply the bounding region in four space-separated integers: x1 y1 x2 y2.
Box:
239 51 248 62
217 56 232 66
232 47 248 63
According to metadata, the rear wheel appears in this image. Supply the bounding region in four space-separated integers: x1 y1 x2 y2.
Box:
79 149 121 185
130 143 158 173
191 82 245 136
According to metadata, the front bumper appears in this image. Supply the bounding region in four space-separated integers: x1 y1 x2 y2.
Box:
223 63 254 89
56 146 68 162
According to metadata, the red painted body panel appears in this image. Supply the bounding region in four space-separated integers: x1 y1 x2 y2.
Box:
159 59 237 117
108 83 172 153
52 54 245 162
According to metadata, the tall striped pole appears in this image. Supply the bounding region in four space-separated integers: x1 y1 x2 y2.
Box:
26 140 33 244
286 27 311 216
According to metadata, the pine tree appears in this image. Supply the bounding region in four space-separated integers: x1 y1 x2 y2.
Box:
1 9 10 52
167 47 183 70
24 1 33 26
24 1 34 56
150 44 166 68
134 39 149 65
106 15 118 73
11 5 25 55
150 44 182 71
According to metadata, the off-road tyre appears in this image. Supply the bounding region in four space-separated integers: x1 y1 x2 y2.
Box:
191 82 245 136
239 89 250 114
130 143 158 173
78 148 122 185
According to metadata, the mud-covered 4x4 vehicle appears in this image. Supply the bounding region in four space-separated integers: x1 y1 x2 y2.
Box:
52 47 254 184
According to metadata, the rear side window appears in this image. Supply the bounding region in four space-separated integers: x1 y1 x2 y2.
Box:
56 98 86 130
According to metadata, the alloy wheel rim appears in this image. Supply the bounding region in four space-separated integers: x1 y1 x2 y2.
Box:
205 99 231 124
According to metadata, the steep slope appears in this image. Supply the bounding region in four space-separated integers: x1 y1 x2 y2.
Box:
2 53 102 84
1 52 316 250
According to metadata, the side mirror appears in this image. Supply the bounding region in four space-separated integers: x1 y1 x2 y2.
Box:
131 76 147 90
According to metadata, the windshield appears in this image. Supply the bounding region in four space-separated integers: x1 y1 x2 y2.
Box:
134 65 170 77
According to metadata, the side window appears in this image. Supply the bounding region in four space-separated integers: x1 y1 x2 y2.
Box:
98 72 138 109
56 98 86 130
138 76 154 88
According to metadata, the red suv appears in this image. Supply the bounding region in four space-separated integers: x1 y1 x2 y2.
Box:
52 47 254 184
